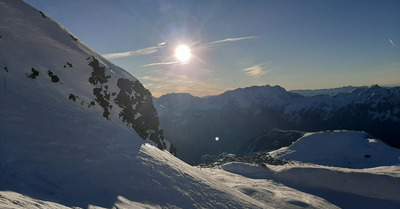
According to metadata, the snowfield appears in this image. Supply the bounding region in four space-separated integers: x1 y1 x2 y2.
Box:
221 162 400 209
269 130 400 168
1 1 400 208
0 143 341 209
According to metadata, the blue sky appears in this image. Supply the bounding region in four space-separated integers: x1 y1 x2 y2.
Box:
24 0 400 97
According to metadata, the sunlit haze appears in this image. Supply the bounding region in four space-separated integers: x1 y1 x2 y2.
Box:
25 0 400 97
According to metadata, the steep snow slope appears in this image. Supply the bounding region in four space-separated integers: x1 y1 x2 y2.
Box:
269 130 400 168
0 0 172 152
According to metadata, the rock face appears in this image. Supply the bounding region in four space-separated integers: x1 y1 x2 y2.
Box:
0 0 174 154
154 85 400 163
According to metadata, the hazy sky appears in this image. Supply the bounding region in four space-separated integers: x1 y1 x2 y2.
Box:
24 0 400 97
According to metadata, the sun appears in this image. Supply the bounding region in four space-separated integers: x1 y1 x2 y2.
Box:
174 45 192 63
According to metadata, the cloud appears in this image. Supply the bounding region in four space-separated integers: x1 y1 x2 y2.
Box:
103 45 161 59
103 36 255 60
389 39 395 47
241 64 269 78
140 76 162 82
141 61 180 67
207 36 256 45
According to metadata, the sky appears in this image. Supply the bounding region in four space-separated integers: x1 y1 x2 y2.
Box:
24 0 400 97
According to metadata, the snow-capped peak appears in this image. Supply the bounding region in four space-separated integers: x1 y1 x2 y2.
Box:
0 0 173 153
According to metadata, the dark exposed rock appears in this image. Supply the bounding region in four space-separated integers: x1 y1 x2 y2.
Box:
39 11 46 18
68 94 76 101
48 70 60 83
27 68 39 79
88 58 110 85
63 62 73 68
69 34 78 42
114 78 170 152
93 87 110 119
88 57 111 119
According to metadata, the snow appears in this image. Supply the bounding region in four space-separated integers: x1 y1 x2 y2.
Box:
200 85 300 111
290 86 362 97
222 162 400 209
155 84 400 122
269 130 400 168
1 1 399 209
0 191 74 209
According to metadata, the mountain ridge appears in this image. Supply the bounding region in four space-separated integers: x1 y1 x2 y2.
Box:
154 84 400 163
0 0 174 153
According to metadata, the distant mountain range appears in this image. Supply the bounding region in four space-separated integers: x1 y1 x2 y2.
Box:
154 84 400 163
289 85 365 96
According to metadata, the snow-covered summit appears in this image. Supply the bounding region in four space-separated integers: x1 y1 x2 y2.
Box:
154 93 200 116
0 0 172 152
205 85 301 110
270 130 400 168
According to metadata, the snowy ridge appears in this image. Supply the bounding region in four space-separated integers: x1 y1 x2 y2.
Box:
0 0 171 152
155 85 301 113
289 86 364 97
203 85 300 110
154 93 200 116
221 162 400 208
269 130 400 168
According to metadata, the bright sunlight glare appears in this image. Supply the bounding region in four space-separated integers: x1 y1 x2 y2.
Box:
175 45 192 63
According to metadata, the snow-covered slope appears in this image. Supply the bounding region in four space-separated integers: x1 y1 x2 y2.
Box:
154 84 400 163
0 1 342 208
0 143 341 209
1 1 398 208
269 130 400 168
222 162 400 209
0 0 173 152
